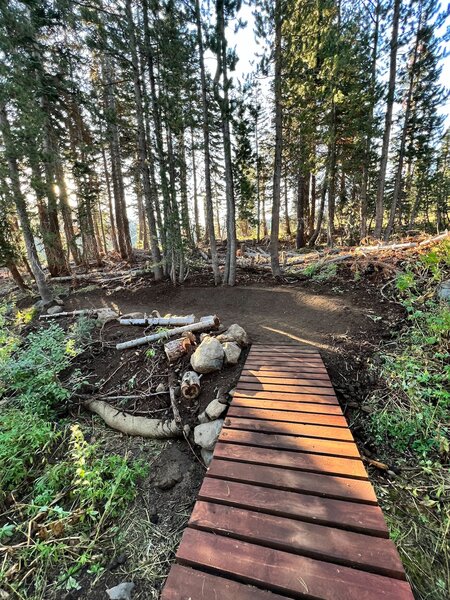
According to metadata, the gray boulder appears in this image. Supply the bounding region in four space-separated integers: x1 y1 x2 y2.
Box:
205 398 227 420
223 341 241 365
437 280 450 302
191 336 224 373
217 323 249 347
201 449 214 467
106 582 135 600
194 419 224 450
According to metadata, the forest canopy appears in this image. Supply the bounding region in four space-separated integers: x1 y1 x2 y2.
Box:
0 0 449 293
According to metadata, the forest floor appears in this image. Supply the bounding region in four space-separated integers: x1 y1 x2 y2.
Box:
1 238 449 600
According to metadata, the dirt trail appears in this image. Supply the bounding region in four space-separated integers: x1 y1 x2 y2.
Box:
65 282 391 371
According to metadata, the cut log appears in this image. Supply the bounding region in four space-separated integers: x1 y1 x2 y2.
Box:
181 371 201 400
84 399 186 438
119 315 195 326
164 335 195 363
116 315 220 350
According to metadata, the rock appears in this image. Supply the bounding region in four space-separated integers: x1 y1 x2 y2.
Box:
106 582 135 600
108 554 127 571
437 280 450 302
191 337 224 373
194 419 224 450
156 382 167 393
222 341 241 365
154 460 183 490
201 448 214 467
205 398 227 420
47 305 64 315
217 323 248 347
95 308 119 326
0 589 10 600
198 411 209 424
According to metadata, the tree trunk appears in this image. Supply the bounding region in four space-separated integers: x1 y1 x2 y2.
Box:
384 4 421 241
296 169 310 249
194 0 220 282
214 0 236 286
102 56 133 261
284 166 292 236
190 126 201 242
327 105 337 247
360 0 380 240
270 0 283 278
0 104 52 303
55 151 82 265
178 128 193 246
6 260 29 291
308 173 316 238
308 162 329 246
101 144 119 253
374 0 401 238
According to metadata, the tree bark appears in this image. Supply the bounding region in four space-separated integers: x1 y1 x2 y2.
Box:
55 151 82 265
102 56 133 261
0 104 52 303
384 3 421 241
100 143 119 253
214 0 236 286
270 0 283 278
190 126 201 242
374 0 401 238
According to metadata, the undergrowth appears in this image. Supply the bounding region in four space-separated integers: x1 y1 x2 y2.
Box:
361 240 450 599
0 308 147 599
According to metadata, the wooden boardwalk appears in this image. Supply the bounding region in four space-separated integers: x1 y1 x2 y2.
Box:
161 343 414 600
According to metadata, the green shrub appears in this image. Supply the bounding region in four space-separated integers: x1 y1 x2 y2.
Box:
0 410 59 500
0 323 76 417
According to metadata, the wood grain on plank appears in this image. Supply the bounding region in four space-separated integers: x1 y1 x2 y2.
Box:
236 382 337 395
198 478 387 536
239 375 334 388
190 501 405 579
160 564 287 600
176 529 414 600
227 405 348 427
224 416 354 441
207 459 378 504
213 442 369 480
242 368 330 378
232 396 342 413
219 428 360 459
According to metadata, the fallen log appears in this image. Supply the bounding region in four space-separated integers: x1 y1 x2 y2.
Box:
84 399 186 438
39 308 106 320
116 315 220 350
181 371 201 400
119 315 195 326
164 334 195 363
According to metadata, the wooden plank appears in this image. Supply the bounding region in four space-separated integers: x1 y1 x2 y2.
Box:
176 529 414 600
224 416 354 441
240 375 334 388
213 442 369 480
242 368 330 379
227 405 348 427
198 478 387 536
219 428 360 459
207 459 378 504
250 346 319 353
190 501 406 579
236 382 337 395
161 564 287 600
234 391 339 405
247 354 323 362
232 397 342 413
